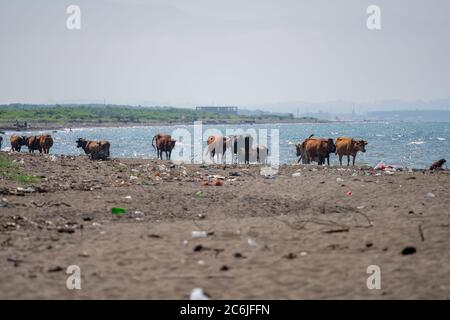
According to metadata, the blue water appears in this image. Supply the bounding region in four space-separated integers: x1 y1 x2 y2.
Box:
2 122 449 169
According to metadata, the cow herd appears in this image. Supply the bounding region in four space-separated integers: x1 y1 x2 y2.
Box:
296 135 368 166
4 132 368 166
9 134 54 154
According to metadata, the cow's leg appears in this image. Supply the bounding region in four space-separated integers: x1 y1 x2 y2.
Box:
352 155 356 166
338 155 343 166
347 155 350 166
326 155 330 166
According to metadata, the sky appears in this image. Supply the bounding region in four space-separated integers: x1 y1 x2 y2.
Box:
0 0 449 112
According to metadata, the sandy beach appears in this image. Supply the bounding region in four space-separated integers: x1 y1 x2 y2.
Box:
0 151 449 299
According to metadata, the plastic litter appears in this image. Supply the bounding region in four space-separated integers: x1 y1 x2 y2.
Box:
195 191 204 198
247 238 257 247
292 172 301 177
17 187 35 193
192 231 208 238
190 288 210 300
111 207 126 215
346 191 353 196
426 192 435 198
336 177 344 182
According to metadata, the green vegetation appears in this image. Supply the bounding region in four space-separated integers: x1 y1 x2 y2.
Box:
0 155 40 184
0 104 303 124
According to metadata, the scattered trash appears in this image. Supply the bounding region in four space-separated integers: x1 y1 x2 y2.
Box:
374 161 394 171
346 191 353 196
426 192 435 198
211 178 223 186
260 166 278 178
17 187 35 193
336 177 344 183
247 238 257 247
47 266 63 273
220 265 230 271
192 231 208 238
190 288 210 300
401 246 417 255
292 172 301 177
193 244 204 252
195 191 204 198
300 251 308 256
129 175 138 180
357 205 365 210
124 195 132 199
111 207 126 215
207 175 225 180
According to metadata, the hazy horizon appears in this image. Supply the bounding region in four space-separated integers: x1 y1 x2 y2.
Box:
1 0 450 112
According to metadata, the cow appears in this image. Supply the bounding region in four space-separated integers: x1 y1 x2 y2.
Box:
429 159 446 171
230 134 254 164
335 137 367 166
205 135 230 163
10 135 26 152
76 138 110 160
152 133 176 160
25 135 41 153
39 134 53 154
255 145 269 164
304 137 336 165
296 134 314 164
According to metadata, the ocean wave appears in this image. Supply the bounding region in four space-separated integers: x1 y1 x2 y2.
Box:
409 141 426 145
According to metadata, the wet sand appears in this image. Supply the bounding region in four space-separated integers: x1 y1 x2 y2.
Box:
0 152 449 299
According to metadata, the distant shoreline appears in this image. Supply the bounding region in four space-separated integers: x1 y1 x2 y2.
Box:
0 119 331 132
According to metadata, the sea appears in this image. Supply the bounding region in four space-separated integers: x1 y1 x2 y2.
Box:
1 122 449 169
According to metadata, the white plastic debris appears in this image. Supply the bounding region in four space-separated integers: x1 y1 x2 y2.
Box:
426 192 435 198
190 288 209 300
292 172 301 177
129 175 138 180
124 195 132 199
192 231 208 238
17 187 35 193
336 177 344 183
260 166 278 177
247 238 257 247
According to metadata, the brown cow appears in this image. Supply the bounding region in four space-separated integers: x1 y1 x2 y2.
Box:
39 134 53 154
152 134 176 160
76 138 110 160
429 159 446 170
10 135 27 152
296 134 314 164
25 135 41 153
205 135 231 163
335 137 367 166
304 138 336 165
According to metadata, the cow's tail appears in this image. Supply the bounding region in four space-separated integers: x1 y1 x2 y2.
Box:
151 135 157 151
307 134 314 139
